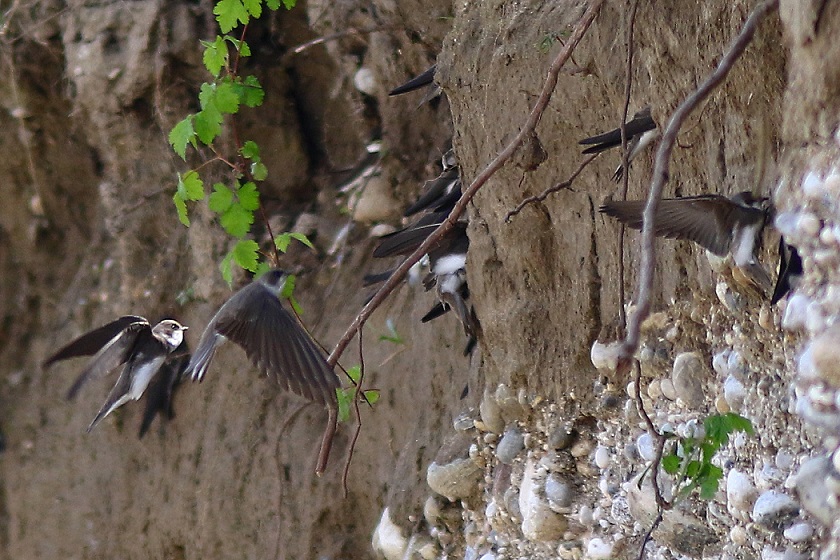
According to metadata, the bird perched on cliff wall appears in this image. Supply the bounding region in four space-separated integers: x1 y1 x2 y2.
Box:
579 106 658 181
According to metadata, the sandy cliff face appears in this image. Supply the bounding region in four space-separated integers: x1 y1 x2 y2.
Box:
1 0 839 558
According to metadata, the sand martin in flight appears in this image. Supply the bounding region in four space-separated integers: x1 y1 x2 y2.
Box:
44 316 188 432
579 106 658 181
185 269 340 406
600 191 773 292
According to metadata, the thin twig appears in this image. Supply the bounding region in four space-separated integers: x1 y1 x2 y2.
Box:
633 361 668 511
637 510 664 560
618 0 778 373
341 327 365 497
504 154 597 222
617 0 640 334
291 25 394 54
326 0 605 368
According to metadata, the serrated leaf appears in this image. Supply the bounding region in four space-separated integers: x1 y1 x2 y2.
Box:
704 413 753 448
214 0 249 33
208 183 234 213
698 465 723 500
173 192 190 226
220 203 254 237
194 104 223 145
282 0 295 8
363 390 380 405
232 239 260 272
254 261 271 278
202 36 227 77
251 161 268 181
662 454 680 474
237 182 260 211
239 75 264 107
198 82 215 110
243 0 262 18
220 252 234 286
215 81 240 114
241 140 260 161
289 232 314 250
266 0 280 8
223 36 250 57
169 116 195 160
346 365 361 384
177 171 204 201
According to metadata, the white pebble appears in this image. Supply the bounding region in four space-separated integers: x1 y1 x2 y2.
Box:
660 379 677 401
805 301 826 332
727 469 758 513
775 450 795 471
802 171 824 198
591 340 622 372
752 490 799 527
578 505 594 525
783 521 813 542
594 446 612 469
797 212 821 236
636 433 655 462
713 350 730 376
775 211 798 237
724 375 747 411
586 537 613 559
353 67 377 95
782 294 811 331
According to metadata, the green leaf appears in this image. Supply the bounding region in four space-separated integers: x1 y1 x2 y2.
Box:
198 82 215 110
251 161 268 181
254 261 272 278
241 140 260 161
202 36 227 77
337 388 353 423
289 233 314 250
363 390 380 405
208 183 234 213
231 239 260 272
215 81 240 114
169 116 196 160
266 0 280 8
243 0 262 18
173 192 190 226
346 365 361 384
281 0 295 8
194 104 223 145
685 460 702 478
379 318 404 344
237 181 260 211
280 274 296 299
220 203 254 237
662 454 680 475
288 296 303 316
275 232 314 253
704 413 753 448
239 75 265 107
698 465 723 500
177 171 204 201
214 0 249 33
223 36 251 57
220 252 234 285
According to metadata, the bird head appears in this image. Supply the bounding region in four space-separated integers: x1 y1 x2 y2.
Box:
153 320 187 349
258 269 292 296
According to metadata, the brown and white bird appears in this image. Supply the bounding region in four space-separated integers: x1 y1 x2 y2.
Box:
44 316 188 432
600 191 773 292
579 106 658 182
185 269 340 406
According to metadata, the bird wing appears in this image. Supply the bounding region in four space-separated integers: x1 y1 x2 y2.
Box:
389 64 436 96
139 351 190 439
65 320 150 400
43 316 147 367
214 287 340 406
403 170 460 216
579 108 656 153
600 195 735 256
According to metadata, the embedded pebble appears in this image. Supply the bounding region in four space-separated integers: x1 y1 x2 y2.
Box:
479 390 505 434
716 281 740 312
353 67 377 95
545 475 574 510
548 423 575 450
671 352 707 407
646 379 663 400
586 537 613 559
730 525 748 546
795 456 835 526
782 294 810 331
352 176 401 222
578 504 594 526
636 433 655 462
478 553 496 560
427 457 482 501
594 446 612 469
783 521 813 543
805 300 826 332
591 340 622 373
802 172 823 198
372 508 407 560
751 490 799 529
808 326 840 387
519 458 567 540
496 428 525 464
727 469 758 515
724 375 747 411
660 379 677 401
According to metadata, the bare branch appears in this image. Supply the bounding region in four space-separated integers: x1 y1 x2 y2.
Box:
618 0 779 371
341 328 366 496
327 0 606 367
291 26 394 55
504 154 597 222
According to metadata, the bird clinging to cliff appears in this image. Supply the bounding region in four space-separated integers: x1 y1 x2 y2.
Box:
579 106 658 181
389 64 441 105
771 237 803 305
600 191 773 293
44 316 188 432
